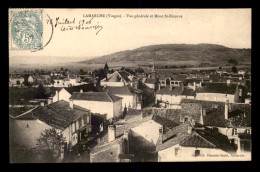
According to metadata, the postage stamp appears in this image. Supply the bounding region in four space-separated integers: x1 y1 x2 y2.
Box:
10 10 43 50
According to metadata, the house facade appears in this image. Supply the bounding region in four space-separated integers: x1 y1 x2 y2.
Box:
69 92 123 120
196 83 239 103
97 85 143 110
9 100 92 157
100 70 139 88
155 85 196 108
157 125 237 162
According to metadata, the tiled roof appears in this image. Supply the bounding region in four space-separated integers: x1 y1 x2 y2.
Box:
181 89 196 96
145 78 157 84
197 83 237 94
185 78 202 84
23 100 89 130
12 111 37 120
157 73 187 82
97 85 142 96
180 132 216 148
69 92 122 102
180 103 202 122
156 86 183 95
157 125 236 153
152 115 180 132
181 99 251 127
156 125 190 151
64 83 98 94
91 114 154 154
9 106 36 118
189 128 237 153
117 71 131 82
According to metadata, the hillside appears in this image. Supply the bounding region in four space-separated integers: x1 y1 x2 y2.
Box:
79 44 251 67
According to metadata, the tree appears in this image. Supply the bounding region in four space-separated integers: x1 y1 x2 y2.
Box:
232 66 238 73
35 128 66 162
228 59 238 65
104 63 109 74
51 79 55 85
36 84 46 99
79 69 84 75
60 67 64 71
121 67 125 71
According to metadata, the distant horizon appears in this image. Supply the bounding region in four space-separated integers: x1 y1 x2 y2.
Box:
9 43 251 66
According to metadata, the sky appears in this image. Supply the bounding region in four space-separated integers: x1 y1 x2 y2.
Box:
9 9 251 65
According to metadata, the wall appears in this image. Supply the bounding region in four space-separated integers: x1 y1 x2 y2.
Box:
130 120 162 152
114 94 134 109
214 127 251 140
53 89 72 102
10 119 52 148
158 144 230 162
156 94 182 105
145 83 155 89
90 144 121 162
113 99 123 119
73 100 114 120
100 81 126 87
196 93 235 103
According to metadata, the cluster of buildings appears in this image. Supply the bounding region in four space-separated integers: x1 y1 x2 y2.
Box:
9 62 251 162
9 71 85 88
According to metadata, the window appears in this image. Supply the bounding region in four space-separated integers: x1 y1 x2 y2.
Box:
78 117 82 129
100 123 104 132
232 128 238 136
184 117 188 122
175 148 181 157
195 150 200 157
83 114 87 124
72 123 75 133
246 129 251 134
87 116 90 123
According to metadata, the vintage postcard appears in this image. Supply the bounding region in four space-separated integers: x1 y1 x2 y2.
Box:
9 8 251 163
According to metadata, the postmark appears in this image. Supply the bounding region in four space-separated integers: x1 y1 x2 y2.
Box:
10 10 43 50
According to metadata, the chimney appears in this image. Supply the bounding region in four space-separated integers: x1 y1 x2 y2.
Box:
225 100 229 120
239 89 242 97
56 90 59 101
199 110 204 125
227 79 231 85
69 100 74 109
40 102 45 106
97 137 101 144
236 138 241 154
123 130 129 153
158 127 163 144
108 125 116 142
187 125 192 134
80 89 83 93
47 99 53 105
158 84 161 90
193 82 196 91
199 81 202 88
203 108 207 116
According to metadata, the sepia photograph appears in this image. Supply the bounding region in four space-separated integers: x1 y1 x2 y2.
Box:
8 8 251 163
